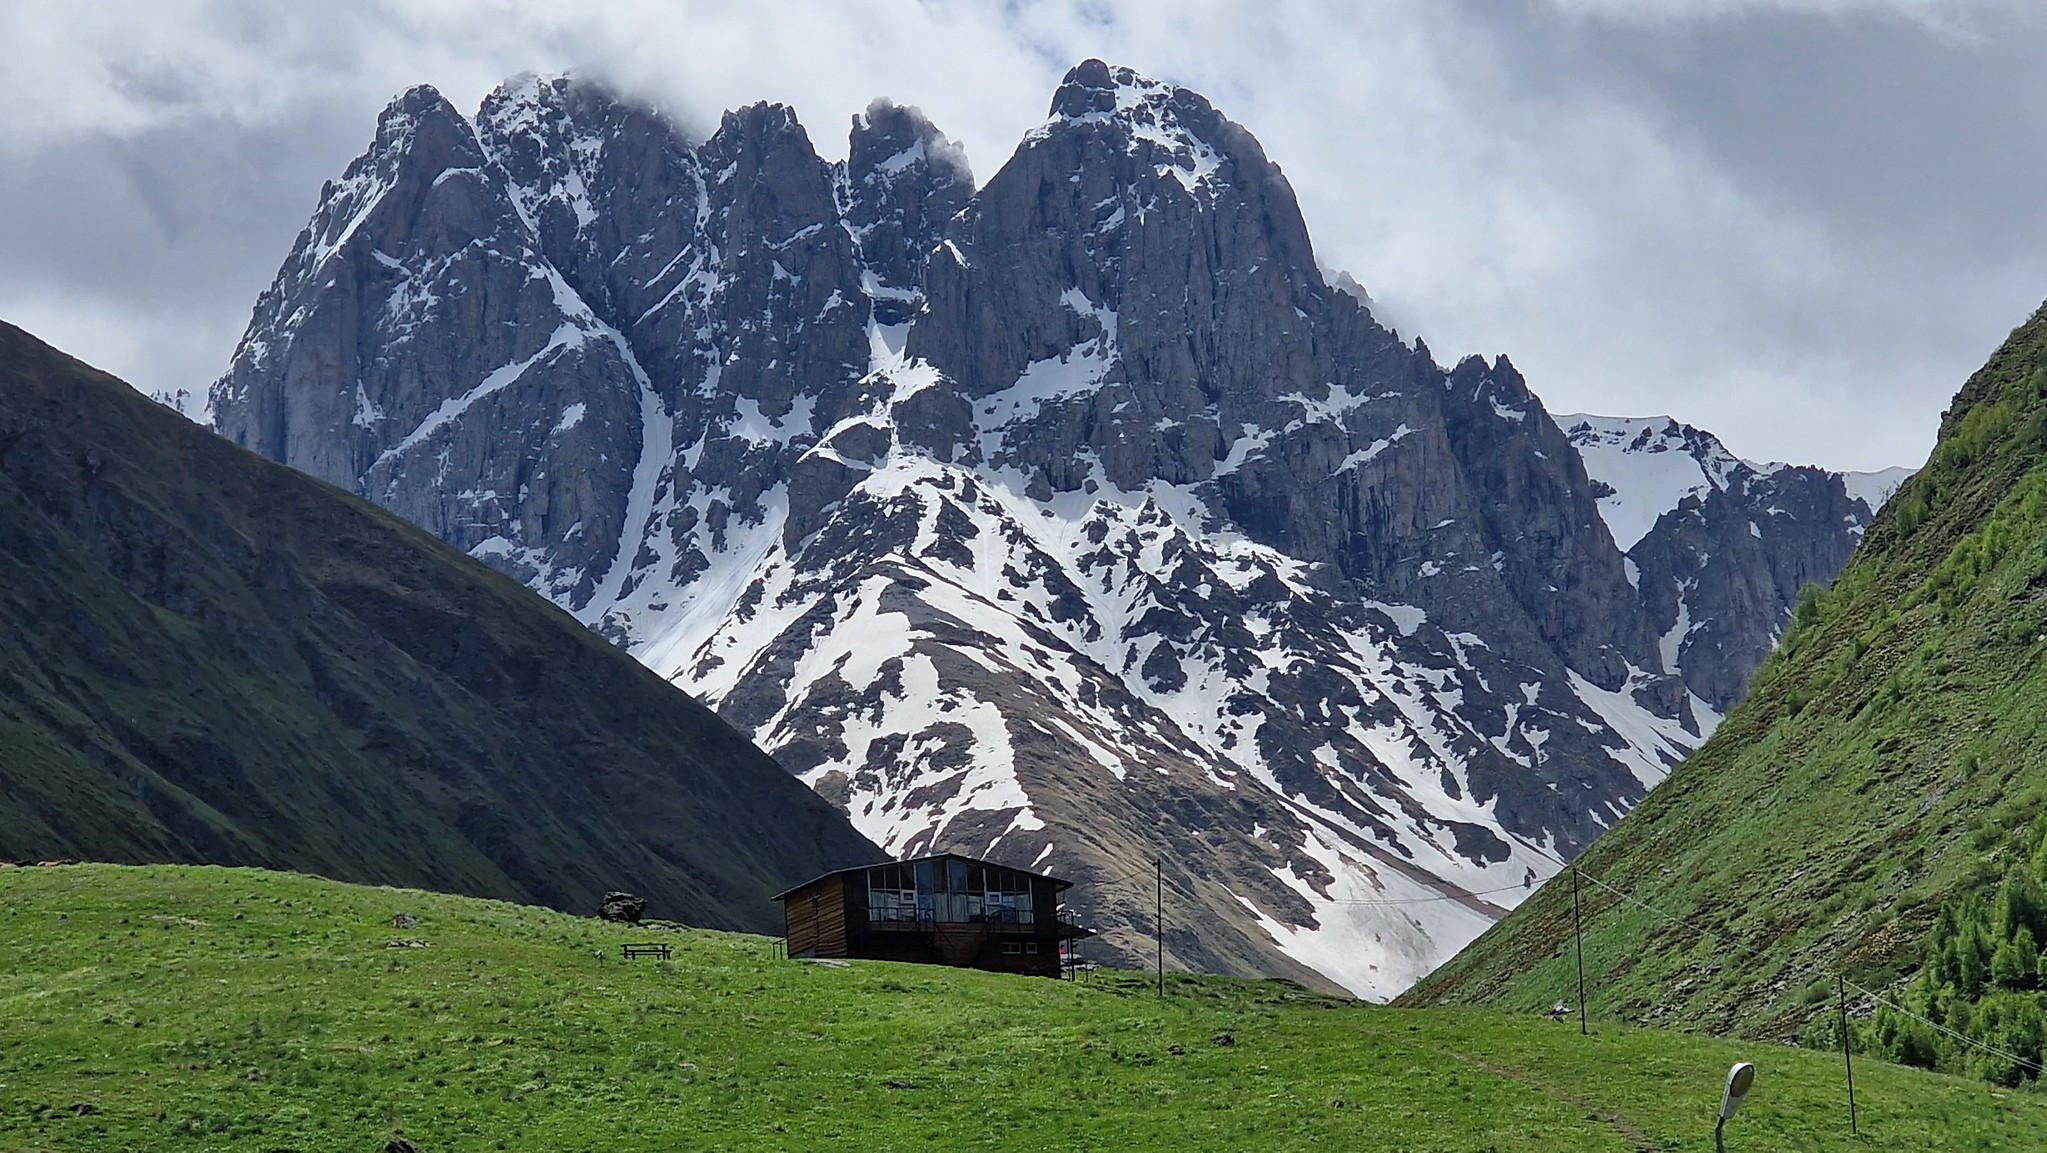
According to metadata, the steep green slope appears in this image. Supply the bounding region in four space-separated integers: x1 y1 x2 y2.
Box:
0 320 881 929
3 863 2039 1151
1405 302 2047 1074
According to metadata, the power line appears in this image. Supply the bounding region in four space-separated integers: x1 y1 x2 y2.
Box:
1090 864 1530 906
1092 839 2041 1076
1318 882 1533 906
1521 842 1782 970
1843 977 2044 1076
1521 842 2044 1076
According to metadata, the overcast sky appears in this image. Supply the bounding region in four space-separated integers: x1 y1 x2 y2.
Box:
5 0 2045 471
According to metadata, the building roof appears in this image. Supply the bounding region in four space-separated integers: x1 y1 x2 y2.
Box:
771 851 1076 902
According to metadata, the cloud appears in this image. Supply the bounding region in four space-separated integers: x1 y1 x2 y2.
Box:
4 0 2043 470
1538 0 2025 35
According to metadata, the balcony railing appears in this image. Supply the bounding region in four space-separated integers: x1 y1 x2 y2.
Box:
864 909 1089 939
867 906 1036 927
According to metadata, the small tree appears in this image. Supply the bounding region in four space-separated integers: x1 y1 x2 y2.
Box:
1992 934 2028 991
1969 994 2046 1087
2015 927 2040 990
1873 1006 1941 1070
1997 866 2047 944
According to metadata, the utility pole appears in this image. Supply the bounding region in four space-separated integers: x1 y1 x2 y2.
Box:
1156 857 1164 999
1573 865 1587 1035
1838 975 1858 1135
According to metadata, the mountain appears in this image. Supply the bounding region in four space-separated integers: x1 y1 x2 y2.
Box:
1404 303 2047 1081
1562 415 1906 710
208 62 1891 997
0 319 882 929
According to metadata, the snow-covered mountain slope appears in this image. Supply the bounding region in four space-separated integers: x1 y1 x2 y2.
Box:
1560 415 1753 552
209 62 1884 999
1560 414 1910 711
1842 466 1915 513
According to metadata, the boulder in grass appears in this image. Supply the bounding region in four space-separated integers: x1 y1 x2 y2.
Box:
598 891 646 924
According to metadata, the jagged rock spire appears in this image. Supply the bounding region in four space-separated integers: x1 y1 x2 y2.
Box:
845 98 973 324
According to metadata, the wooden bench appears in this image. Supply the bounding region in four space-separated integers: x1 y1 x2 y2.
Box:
620 942 672 960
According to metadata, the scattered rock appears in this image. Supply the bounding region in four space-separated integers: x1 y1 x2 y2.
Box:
885 1079 916 1090
804 958 850 968
598 891 646 924
1167 1044 1186 1056
386 1139 418 1153
391 913 417 930
384 939 430 949
1212 1032 1236 1047
70 1103 96 1116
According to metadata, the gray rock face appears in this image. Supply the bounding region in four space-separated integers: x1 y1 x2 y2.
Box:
843 99 972 325
210 62 1894 999
1562 415 1888 712
212 84 647 611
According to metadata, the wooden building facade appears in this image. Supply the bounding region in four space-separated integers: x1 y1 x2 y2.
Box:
775 853 1090 977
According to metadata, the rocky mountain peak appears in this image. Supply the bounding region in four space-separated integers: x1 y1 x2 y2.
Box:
1562 415 1755 550
698 101 845 270
1040 59 1241 197
1561 412 1901 710
209 63 1900 1000
380 83 471 148
273 84 482 306
712 100 815 158
909 60 1320 435
844 99 973 323
477 74 638 230
1046 57 1122 118
848 98 971 185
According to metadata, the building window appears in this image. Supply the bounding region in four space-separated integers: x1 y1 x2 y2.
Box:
1025 942 1039 954
1002 942 1022 955
867 857 1038 926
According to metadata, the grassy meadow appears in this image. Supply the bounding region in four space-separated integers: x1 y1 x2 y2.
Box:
0 863 2040 1151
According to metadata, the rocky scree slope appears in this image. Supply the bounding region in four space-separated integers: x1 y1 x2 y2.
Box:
1404 302 2047 1056
0 320 882 928
210 63 1889 998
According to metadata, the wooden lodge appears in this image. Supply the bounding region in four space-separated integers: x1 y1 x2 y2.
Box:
774 853 1091 977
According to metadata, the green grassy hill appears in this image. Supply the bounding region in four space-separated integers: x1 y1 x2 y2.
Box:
1404 303 2047 1080
0 320 881 928
1 863 2038 1151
